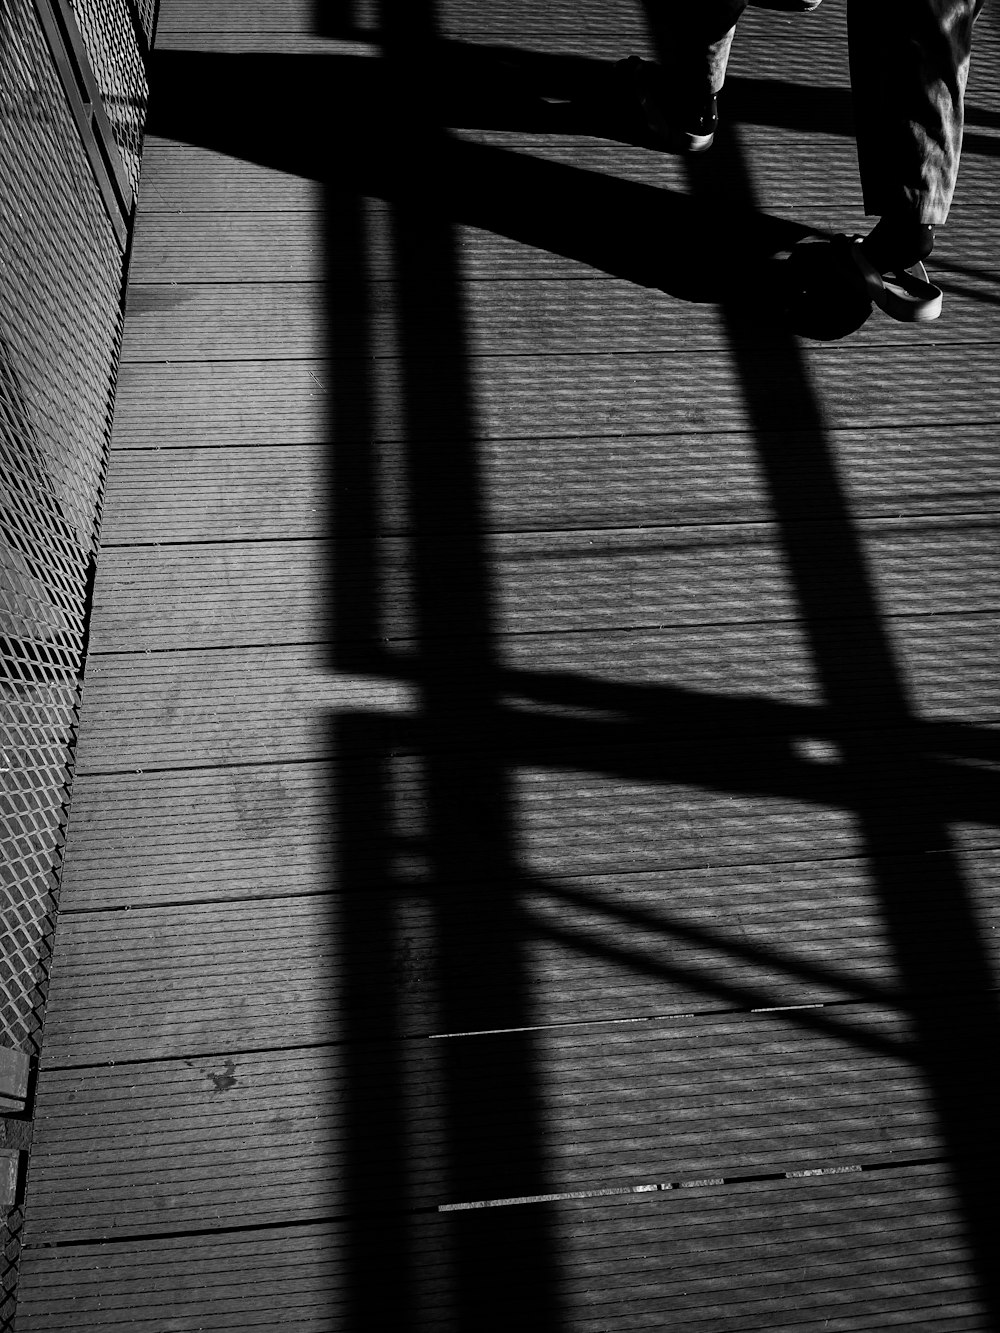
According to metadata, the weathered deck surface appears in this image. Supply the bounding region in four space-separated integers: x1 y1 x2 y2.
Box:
14 0 1000 1328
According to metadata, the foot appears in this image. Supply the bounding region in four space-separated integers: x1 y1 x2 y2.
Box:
676 94 718 154
616 57 718 153
861 217 935 274
845 235 943 322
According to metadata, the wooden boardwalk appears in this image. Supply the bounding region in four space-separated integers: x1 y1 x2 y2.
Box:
14 1 1000 1328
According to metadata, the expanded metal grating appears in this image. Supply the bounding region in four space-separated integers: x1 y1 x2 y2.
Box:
129 0 155 44
69 0 150 196
2 0 150 1321
1 0 127 1056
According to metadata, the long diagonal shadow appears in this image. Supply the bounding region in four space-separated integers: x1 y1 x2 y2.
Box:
673 56 1000 1333
144 16 1000 1325
146 47 819 304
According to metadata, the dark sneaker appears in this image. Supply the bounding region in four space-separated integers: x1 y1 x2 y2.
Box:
861 218 935 274
675 94 718 154
616 57 718 154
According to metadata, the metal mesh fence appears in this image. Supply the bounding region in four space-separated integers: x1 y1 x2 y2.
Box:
69 0 150 195
1 0 127 1061
2 0 145 1320
130 0 155 43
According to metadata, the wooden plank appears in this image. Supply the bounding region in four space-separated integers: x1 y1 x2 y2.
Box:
132 120 874 217
21 1002 967 1240
74 614 1000 774
117 262 1000 364
153 0 639 38
85 515 1000 653
126 202 1000 290
14 1163 983 1329
137 141 325 211
14 1164 988 1331
127 205 601 283
97 423 1000 543
109 345 1000 451
119 276 738 362
135 126 1000 223
56 744 1000 910
449 123 1000 211
38 848 1000 1063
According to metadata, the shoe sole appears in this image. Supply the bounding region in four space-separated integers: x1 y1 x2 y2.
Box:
845 236 943 322
672 128 716 154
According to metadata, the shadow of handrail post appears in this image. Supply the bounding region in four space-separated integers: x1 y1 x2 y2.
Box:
321 171 421 1323
317 0 566 1323
381 0 565 1318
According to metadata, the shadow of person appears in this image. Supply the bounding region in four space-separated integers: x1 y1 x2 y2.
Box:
146 45 869 331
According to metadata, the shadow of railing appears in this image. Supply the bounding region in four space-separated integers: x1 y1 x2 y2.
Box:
145 7 1000 1324
687 111 1000 1321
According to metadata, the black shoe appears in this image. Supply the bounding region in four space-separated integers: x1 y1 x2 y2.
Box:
861 217 935 274
674 93 718 154
616 57 718 154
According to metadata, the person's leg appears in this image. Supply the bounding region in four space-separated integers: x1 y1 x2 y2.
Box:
849 0 984 270
643 0 749 103
625 1 747 150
